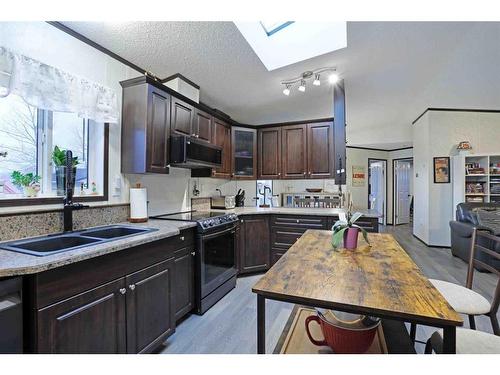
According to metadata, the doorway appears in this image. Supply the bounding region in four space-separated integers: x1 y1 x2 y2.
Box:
368 159 387 225
393 158 413 225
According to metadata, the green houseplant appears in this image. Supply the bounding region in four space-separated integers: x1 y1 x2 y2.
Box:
331 195 370 250
10 171 41 197
52 146 79 196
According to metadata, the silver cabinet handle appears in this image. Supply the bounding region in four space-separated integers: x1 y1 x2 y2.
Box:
119 288 126 295
296 219 300 223
191 251 196 256
241 219 244 223
303 172 306 175
192 133 196 137
180 236 185 241
129 284 135 291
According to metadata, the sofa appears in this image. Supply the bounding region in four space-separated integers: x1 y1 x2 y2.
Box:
450 202 500 270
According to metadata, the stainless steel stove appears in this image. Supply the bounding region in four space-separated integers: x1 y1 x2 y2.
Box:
150 211 238 314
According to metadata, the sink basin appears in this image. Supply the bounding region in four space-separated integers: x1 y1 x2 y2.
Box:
1 235 101 257
0 225 157 257
81 226 152 239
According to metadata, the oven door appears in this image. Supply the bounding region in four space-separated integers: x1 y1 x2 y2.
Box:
198 224 237 299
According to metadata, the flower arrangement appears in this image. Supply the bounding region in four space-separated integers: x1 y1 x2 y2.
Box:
10 171 41 197
331 193 370 250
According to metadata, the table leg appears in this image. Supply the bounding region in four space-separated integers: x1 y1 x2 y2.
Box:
442 326 456 354
257 295 265 354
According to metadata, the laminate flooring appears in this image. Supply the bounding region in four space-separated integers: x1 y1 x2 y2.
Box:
160 224 499 354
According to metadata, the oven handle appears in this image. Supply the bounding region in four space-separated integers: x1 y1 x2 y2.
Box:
200 225 236 240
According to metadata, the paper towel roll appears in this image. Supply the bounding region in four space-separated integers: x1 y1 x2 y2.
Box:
129 187 148 222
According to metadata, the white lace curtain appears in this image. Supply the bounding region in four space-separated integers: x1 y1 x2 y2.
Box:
0 46 119 123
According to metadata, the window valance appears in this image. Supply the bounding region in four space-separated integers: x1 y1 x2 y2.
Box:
0 46 119 123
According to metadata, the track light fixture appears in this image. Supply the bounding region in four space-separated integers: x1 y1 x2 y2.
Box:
281 67 338 96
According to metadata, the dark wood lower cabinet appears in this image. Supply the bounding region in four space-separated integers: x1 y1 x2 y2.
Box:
238 216 270 274
37 278 127 354
126 258 174 354
173 247 195 321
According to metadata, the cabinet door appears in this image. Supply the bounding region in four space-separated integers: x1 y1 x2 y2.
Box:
307 122 334 178
146 87 170 173
282 125 307 179
232 127 257 179
37 278 126 354
173 247 195 321
239 216 270 274
126 258 174 354
171 97 194 136
258 127 282 179
194 109 212 143
212 119 231 178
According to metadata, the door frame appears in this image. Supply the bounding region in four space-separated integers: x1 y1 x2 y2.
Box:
392 157 414 226
367 158 388 225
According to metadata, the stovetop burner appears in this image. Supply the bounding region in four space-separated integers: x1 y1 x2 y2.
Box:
150 210 238 231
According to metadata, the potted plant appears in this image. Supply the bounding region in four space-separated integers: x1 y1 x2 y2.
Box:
331 197 370 250
10 171 41 197
52 146 79 196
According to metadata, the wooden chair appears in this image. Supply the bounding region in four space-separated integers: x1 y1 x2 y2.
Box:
411 228 500 345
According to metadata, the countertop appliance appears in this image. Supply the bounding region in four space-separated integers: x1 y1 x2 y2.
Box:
170 135 223 169
150 210 238 314
211 189 236 209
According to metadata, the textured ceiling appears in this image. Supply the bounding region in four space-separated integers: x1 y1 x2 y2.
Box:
62 21 500 147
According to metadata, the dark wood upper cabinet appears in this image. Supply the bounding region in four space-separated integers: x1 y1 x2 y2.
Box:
171 97 194 136
258 127 282 179
125 258 174 354
121 82 170 174
37 278 127 354
238 215 270 274
193 108 212 143
232 127 257 179
212 118 232 178
307 122 334 178
281 124 307 179
173 247 195 321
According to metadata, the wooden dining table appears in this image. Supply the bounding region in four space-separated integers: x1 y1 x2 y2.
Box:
252 230 463 354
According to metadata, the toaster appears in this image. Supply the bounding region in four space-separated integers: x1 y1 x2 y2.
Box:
211 195 236 209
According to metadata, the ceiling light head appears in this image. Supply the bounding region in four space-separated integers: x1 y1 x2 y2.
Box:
328 72 339 84
298 80 306 92
313 73 321 86
282 84 291 96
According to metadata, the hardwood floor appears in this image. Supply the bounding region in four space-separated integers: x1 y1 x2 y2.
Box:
160 224 499 354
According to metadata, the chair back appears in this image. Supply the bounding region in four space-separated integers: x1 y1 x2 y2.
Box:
467 228 500 316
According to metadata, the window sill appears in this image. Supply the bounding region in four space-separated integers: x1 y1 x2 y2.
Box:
0 194 107 207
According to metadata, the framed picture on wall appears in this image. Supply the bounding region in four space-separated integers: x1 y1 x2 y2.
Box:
433 157 450 183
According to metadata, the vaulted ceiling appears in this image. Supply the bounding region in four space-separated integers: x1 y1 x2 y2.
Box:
62 21 500 148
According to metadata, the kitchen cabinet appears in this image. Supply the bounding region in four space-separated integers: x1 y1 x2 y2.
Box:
281 124 307 178
258 127 282 179
307 122 334 178
211 119 232 178
238 215 270 274
30 230 195 354
37 278 127 354
171 97 194 137
232 127 257 179
193 108 212 143
173 246 195 321
125 259 174 354
121 81 171 174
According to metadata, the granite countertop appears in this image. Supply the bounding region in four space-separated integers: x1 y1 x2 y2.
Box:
0 219 197 278
213 206 381 218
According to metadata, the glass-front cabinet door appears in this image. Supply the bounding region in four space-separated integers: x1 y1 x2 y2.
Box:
231 127 257 179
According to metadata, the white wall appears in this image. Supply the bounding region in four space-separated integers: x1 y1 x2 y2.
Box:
413 110 500 246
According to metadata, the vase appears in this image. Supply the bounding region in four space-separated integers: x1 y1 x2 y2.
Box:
343 227 359 250
55 166 76 196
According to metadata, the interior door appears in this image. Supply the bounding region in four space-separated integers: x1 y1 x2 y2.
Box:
395 159 413 225
368 160 386 225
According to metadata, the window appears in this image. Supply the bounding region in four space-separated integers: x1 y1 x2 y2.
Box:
0 93 106 203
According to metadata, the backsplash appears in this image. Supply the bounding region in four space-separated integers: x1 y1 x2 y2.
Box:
0 204 130 242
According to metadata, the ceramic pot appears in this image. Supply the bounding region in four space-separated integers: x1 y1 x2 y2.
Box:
305 310 380 354
343 227 359 249
22 185 39 198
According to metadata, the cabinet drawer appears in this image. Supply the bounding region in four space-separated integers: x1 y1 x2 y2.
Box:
271 227 307 249
170 230 195 248
271 215 328 229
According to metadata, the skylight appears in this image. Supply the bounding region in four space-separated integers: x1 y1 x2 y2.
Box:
259 21 294 36
234 22 347 71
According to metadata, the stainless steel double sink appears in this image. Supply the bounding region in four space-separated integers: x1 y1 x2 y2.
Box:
0 225 157 257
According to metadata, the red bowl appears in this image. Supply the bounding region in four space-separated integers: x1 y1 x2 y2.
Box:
305 311 380 354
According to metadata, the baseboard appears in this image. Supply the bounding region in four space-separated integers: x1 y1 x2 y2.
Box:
412 234 451 249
